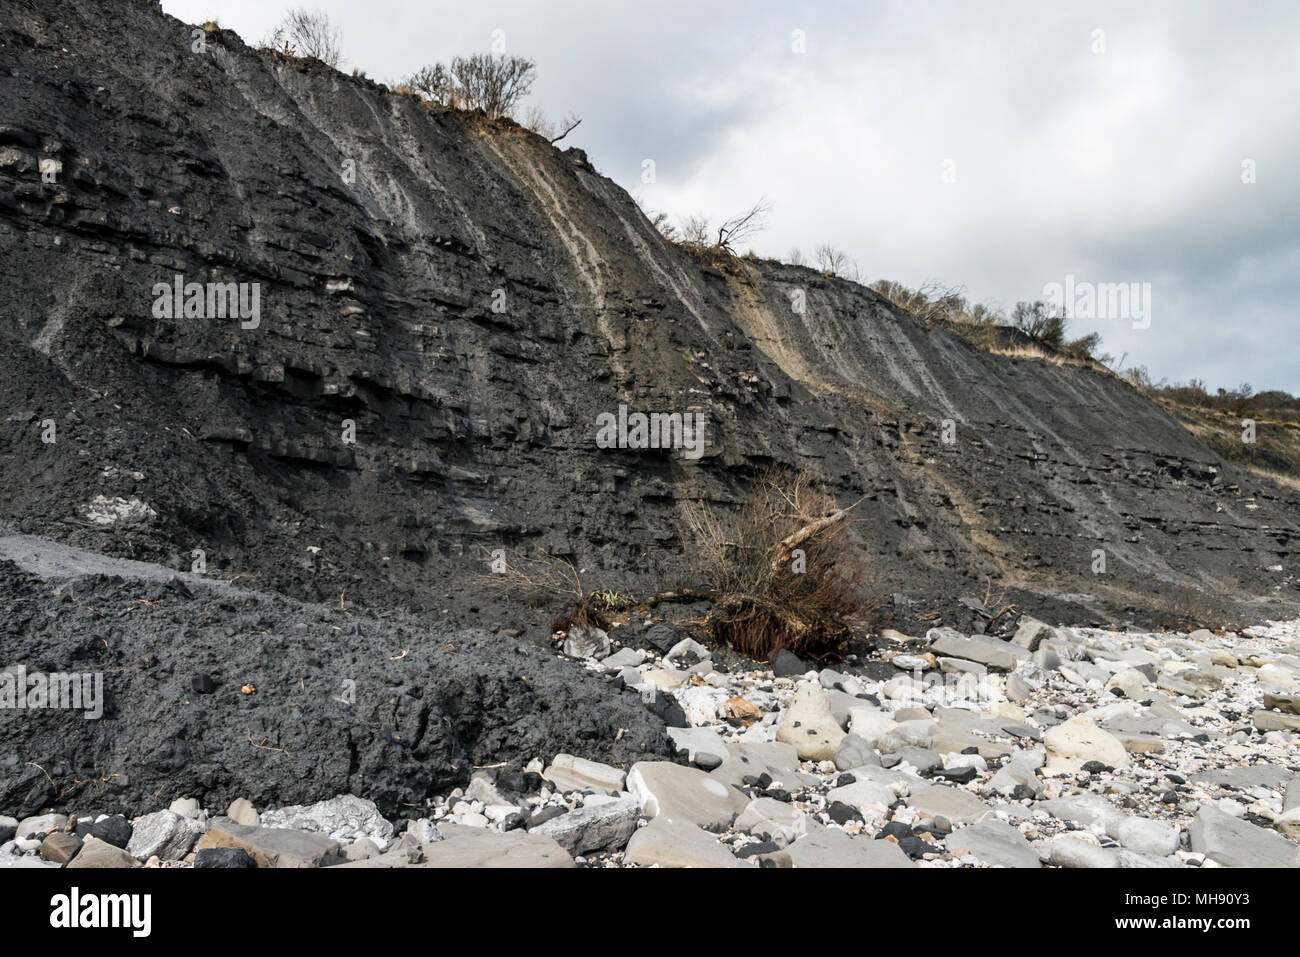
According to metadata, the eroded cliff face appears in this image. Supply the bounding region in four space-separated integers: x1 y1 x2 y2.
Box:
0 0 1296 622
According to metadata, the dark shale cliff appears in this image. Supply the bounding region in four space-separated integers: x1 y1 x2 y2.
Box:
1 0 1297 628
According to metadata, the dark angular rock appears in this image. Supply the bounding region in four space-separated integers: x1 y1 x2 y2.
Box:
931 765 978 784
194 847 256 869
191 673 217 694
827 801 861 825
877 821 913 841
88 815 133 849
769 649 807 678
642 623 690 653
897 835 936 858
735 840 781 858
525 805 567 829
641 688 688 728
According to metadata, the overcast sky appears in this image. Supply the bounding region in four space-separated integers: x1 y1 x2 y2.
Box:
162 0 1299 393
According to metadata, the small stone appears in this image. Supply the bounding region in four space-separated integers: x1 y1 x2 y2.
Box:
65 836 140 869
735 840 780 858
1111 816 1180 857
529 797 641 855
15 814 67 841
624 816 736 868
1105 669 1149 699
906 785 994 826
406 819 443 844
735 797 815 837
664 637 711 668
226 797 260 827
834 732 880 771
640 687 689 727
1043 716 1131 773
602 647 647 670
542 754 627 793
562 624 610 660
775 682 846 760
125 810 199 861
1006 672 1033 703
87 815 132 849
1253 710 1300 733
927 628 1028 671
342 837 382 861
40 831 83 864
1044 834 1118 868
847 708 899 748
826 779 896 816
827 802 861 825
169 797 201 819
931 765 978 784
769 648 808 678
882 746 942 773
193 847 257 868
1263 693 1300 715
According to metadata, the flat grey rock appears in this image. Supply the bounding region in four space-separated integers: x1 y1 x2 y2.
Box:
734 797 817 837
667 727 730 768
337 824 573 868
949 820 1040 868
927 629 1028 671
834 732 880 771
785 829 914 868
529 796 641 855
627 761 747 827
826 779 897 816
260 794 394 843
1192 766 1294 789
1043 835 1118 868
195 818 342 868
907 784 994 825
710 741 812 789
1189 805 1300 868
880 746 942 772
624 816 736 868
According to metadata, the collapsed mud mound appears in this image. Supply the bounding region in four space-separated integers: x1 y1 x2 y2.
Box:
0 550 669 818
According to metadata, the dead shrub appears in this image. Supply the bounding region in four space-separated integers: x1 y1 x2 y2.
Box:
679 468 886 659
474 547 630 631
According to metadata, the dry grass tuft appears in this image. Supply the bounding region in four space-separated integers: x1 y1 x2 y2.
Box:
474 547 631 632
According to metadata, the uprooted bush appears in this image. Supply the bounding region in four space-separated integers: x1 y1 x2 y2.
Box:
679 468 887 660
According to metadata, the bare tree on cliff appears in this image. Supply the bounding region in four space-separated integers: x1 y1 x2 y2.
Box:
266 9 343 68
